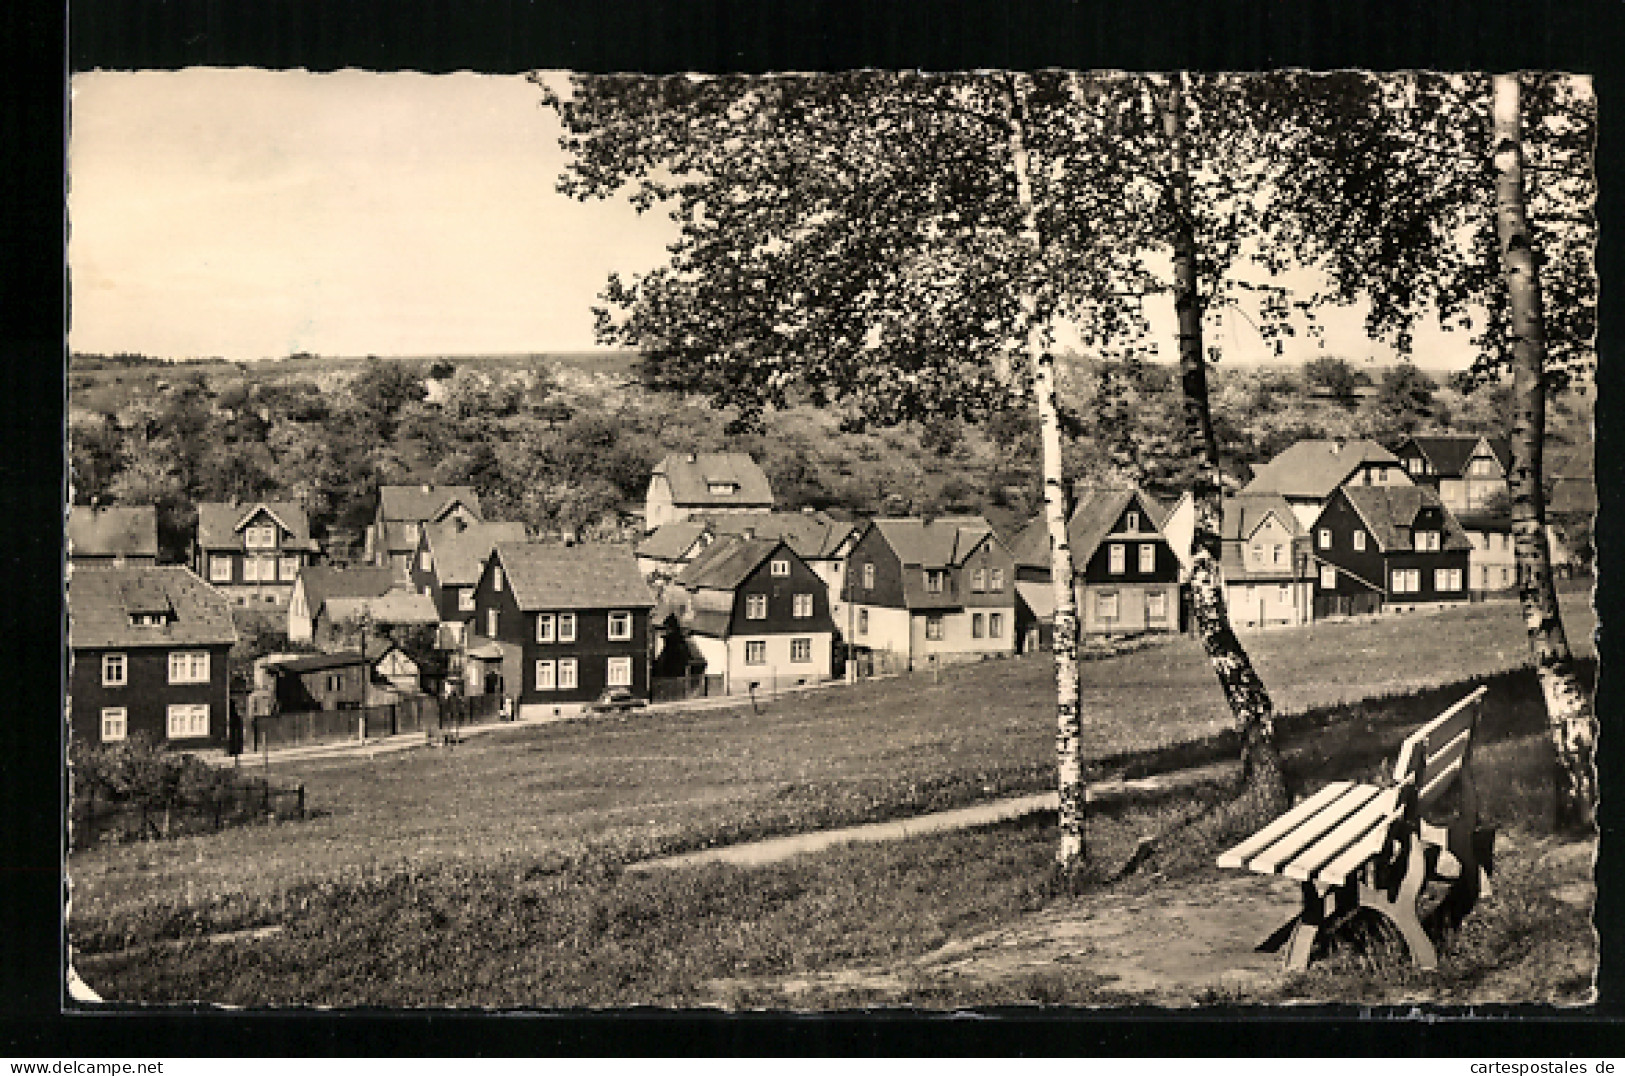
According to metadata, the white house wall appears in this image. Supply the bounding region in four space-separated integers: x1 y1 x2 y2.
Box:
850 604 913 661
907 609 1016 665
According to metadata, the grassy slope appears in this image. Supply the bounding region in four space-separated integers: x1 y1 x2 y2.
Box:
72 597 1593 957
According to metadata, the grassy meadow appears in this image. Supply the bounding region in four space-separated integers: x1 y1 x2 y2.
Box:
70 594 1597 1006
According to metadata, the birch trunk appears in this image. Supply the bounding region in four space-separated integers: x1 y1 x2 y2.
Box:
1161 75 1287 807
1007 75 1087 866
1491 73 1596 832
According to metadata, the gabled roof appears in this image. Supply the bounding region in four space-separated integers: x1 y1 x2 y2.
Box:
1221 494 1306 542
635 521 712 564
270 650 370 674
68 505 158 559
295 566 401 611
1066 488 1167 566
870 516 996 568
68 566 237 650
652 452 775 508
1401 435 1512 478
1242 440 1401 499
492 542 656 611
676 535 788 592
377 484 483 524
1337 486 1473 553
424 521 529 586
195 501 317 551
696 511 857 560
320 590 440 626
1009 514 1054 572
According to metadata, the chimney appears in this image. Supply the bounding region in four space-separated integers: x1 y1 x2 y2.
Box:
742 527 756 540
685 452 697 464
421 483 433 494
1330 440 1344 456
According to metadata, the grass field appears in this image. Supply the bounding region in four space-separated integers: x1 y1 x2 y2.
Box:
71 595 1597 1005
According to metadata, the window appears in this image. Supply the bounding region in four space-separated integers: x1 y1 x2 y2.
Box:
1318 528 1332 550
1278 584 1290 604
792 593 813 618
1434 568 1463 592
745 594 768 620
492 566 505 592
989 568 1004 592
770 558 790 577
166 703 210 739
971 613 985 638
1408 457 1425 475
1139 544 1156 573
606 656 633 686
925 615 944 641
241 557 264 582
1250 543 1264 565
1108 544 1126 574
608 611 632 640
100 708 127 743
1471 457 1496 477
1352 531 1366 552
925 570 945 593
1392 568 1421 594
536 614 555 643
708 482 738 495
458 588 475 612
535 660 556 690
1416 530 1440 552
858 608 869 636
862 563 875 589
558 659 578 689
1319 565 1338 590
989 612 1004 638
486 608 498 637
1362 470 1373 486
745 640 767 665
280 556 300 581
168 651 209 684
403 522 420 543
209 555 232 582
1272 544 1284 566
790 638 812 663
326 673 344 692
559 614 576 642
971 568 986 593
244 524 276 549
1125 510 1140 533
1096 592 1119 620
419 551 432 572
1147 592 1167 620
101 653 126 687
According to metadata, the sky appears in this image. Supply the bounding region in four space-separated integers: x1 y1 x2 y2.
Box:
70 68 1481 369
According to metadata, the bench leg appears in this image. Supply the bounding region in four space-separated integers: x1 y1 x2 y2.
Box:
1358 838 1437 971
1279 882 1336 973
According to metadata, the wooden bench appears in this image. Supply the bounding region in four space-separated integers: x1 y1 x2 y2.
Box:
1217 686 1492 971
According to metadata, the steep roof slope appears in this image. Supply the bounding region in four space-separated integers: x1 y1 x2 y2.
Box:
1242 440 1400 499
68 505 158 559
321 590 440 626
68 566 237 649
1339 486 1472 553
653 453 775 508
635 521 711 563
377 484 482 523
195 501 317 550
676 535 785 591
871 516 995 568
1221 494 1305 542
1403 435 1512 477
493 542 655 611
296 567 401 611
425 521 529 586
696 510 856 559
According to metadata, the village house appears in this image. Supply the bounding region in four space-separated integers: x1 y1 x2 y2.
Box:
1065 488 1184 636
67 566 236 748
633 520 712 588
1311 485 1472 618
67 504 159 568
366 484 482 573
842 516 1017 669
1393 435 1517 594
464 542 656 716
1219 494 1315 628
312 588 441 653
407 519 529 642
1241 439 1412 530
666 535 837 695
263 648 414 712
287 565 401 644
192 501 320 606
644 452 774 531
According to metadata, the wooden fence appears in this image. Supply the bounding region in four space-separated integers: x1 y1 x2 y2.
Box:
650 673 727 703
71 776 306 850
251 693 505 751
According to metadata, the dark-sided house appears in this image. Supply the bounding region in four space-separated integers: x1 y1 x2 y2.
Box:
1219 494 1314 628
68 566 237 748
697 511 860 630
644 452 774 531
287 566 402 644
667 535 837 695
192 501 320 606
408 519 529 641
265 650 399 712
367 484 483 572
68 504 159 568
842 516 1017 669
465 542 656 717
1311 485 1472 618
1241 439 1412 531
1067 488 1184 636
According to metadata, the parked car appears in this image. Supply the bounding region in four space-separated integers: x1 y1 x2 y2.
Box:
591 687 647 714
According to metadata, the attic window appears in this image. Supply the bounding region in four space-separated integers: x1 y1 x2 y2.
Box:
770 559 790 577
129 611 170 627
707 482 739 495
244 524 277 549
1407 457 1425 475
1125 511 1139 533
1416 530 1441 552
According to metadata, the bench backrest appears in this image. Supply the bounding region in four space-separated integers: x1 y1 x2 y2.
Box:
1391 686 1488 808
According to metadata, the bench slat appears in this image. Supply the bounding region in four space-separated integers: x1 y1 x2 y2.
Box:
1391 687 1485 784
1282 787 1403 884
1418 731 1470 806
1246 784 1381 875
1216 781 1355 870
